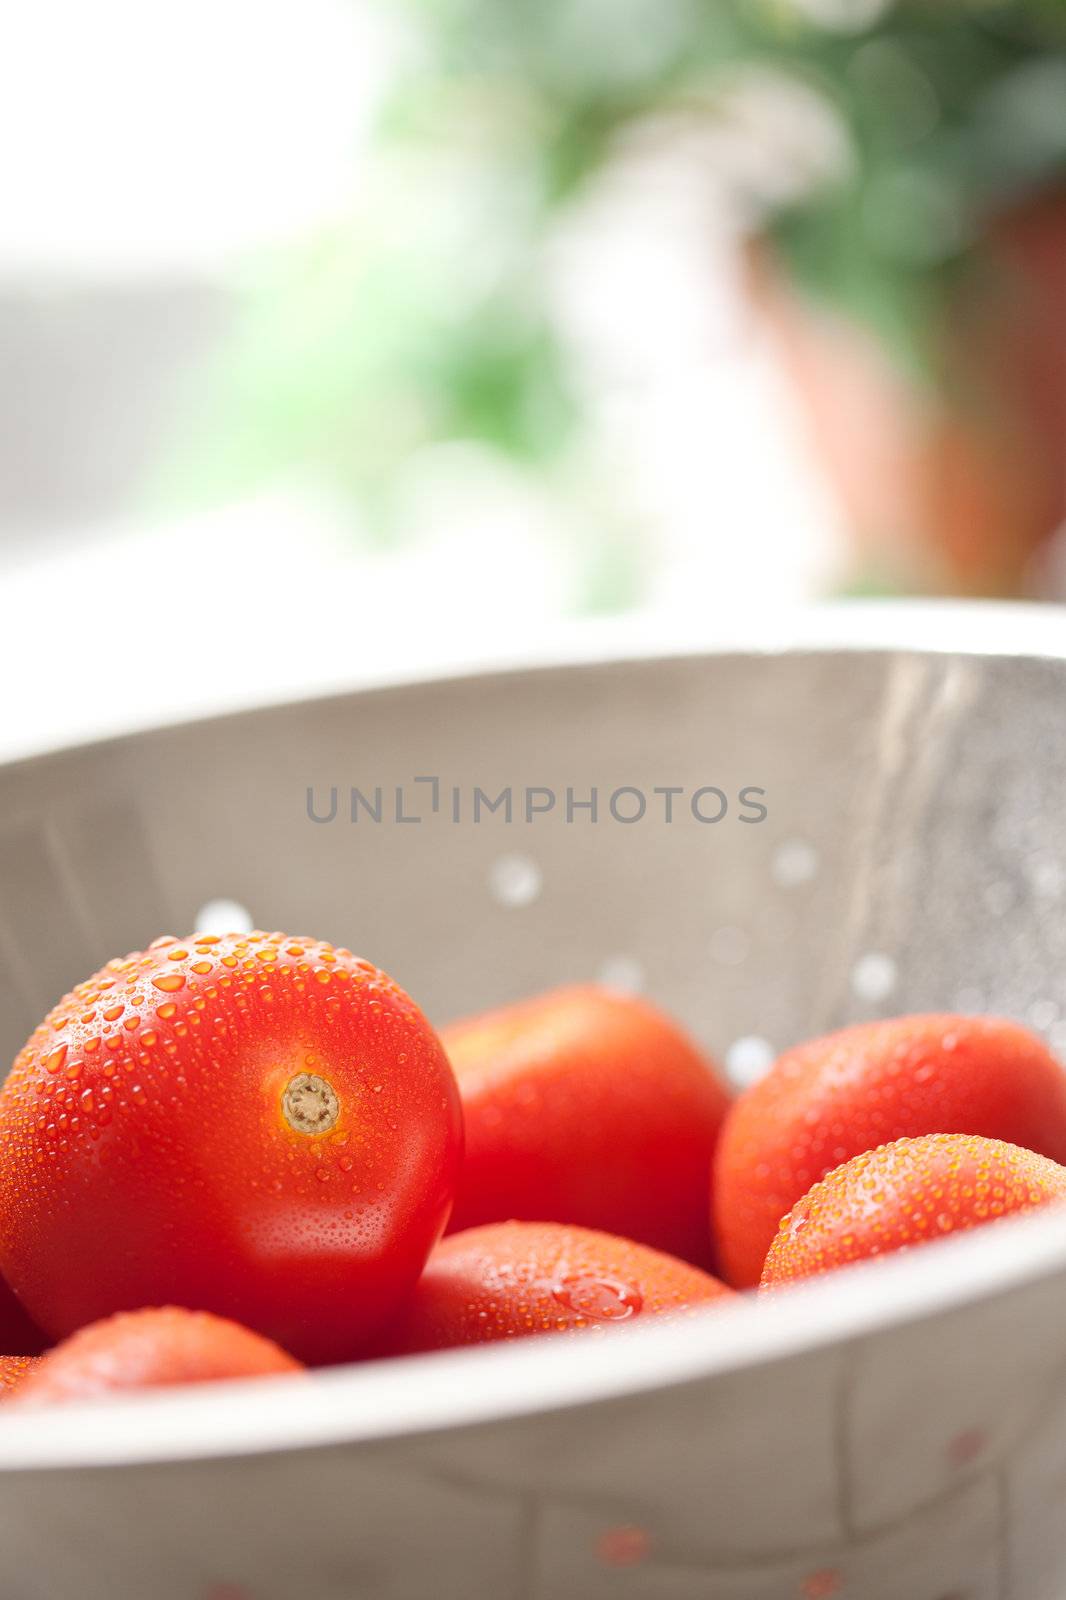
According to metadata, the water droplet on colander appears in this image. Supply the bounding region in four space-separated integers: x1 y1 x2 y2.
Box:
725 1035 774 1088
195 899 254 936
772 839 818 888
1031 857 1066 900
489 854 542 908
552 1275 642 1322
851 952 897 1003
1028 999 1058 1032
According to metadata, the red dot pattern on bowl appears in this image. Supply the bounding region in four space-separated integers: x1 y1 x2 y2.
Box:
801 1571 842 1599
595 1525 651 1567
947 1427 989 1468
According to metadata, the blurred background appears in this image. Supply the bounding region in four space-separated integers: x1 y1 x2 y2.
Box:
4 0 1066 755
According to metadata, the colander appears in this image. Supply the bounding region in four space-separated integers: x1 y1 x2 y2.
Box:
2 603 1066 1600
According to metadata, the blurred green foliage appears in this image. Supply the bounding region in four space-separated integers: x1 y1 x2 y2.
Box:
173 0 1066 595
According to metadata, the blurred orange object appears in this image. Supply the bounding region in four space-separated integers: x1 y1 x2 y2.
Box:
748 190 1066 598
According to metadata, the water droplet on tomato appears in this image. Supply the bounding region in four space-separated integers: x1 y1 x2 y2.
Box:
152 974 185 993
552 1275 643 1322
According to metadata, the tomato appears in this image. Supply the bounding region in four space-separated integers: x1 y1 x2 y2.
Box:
761 1133 1066 1286
443 986 730 1264
0 932 462 1364
383 1220 733 1354
11 1307 301 1405
0 1277 46 1357
0 1356 39 1398
714 1014 1066 1286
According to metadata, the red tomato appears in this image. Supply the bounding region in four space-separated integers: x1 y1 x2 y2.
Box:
0 1277 46 1357
0 1356 39 1399
383 1220 733 1354
0 932 462 1364
761 1134 1066 1286
11 1307 301 1405
443 986 729 1264
714 1015 1066 1286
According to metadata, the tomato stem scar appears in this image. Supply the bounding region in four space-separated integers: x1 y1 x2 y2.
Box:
282 1072 340 1135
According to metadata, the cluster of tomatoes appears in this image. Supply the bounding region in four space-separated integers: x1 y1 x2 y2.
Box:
0 928 1065 1406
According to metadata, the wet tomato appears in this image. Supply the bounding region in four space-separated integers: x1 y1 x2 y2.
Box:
0 932 462 1363
0 1277 46 1357
11 1307 300 1405
382 1219 733 1354
443 986 729 1265
714 1014 1066 1286
0 1356 39 1399
761 1133 1066 1286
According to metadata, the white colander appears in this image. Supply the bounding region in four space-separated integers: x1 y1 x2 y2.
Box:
1 603 1065 1600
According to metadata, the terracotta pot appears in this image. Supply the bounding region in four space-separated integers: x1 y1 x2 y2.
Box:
747 191 1066 598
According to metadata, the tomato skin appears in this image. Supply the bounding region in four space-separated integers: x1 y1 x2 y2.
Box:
761 1134 1066 1287
382 1220 733 1354
714 1015 1066 1286
0 1356 39 1398
0 932 462 1364
443 986 730 1265
10 1307 300 1405
0 1278 46 1357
